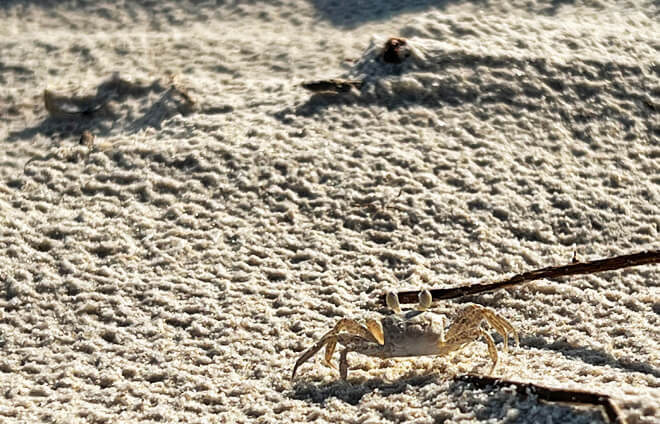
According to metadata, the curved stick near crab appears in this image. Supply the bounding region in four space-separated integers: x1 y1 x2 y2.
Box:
292 290 518 380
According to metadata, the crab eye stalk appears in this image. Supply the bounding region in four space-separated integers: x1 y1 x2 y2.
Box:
386 291 402 314
418 289 432 311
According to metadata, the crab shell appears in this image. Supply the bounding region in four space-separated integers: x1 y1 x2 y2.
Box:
292 292 518 380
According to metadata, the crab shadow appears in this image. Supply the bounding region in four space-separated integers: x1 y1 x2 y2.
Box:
8 114 116 143
276 68 544 124
521 335 660 379
6 75 194 143
292 374 435 405
446 378 608 424
293 375 608 423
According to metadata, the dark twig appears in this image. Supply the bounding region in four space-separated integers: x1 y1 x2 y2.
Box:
301 79 363 93
384 249 660 305
455 374 626 424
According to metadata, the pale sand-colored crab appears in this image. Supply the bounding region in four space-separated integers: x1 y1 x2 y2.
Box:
292 290 519 380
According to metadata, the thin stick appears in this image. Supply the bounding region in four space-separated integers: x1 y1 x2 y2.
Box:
455 374 626 424
384 249 660 305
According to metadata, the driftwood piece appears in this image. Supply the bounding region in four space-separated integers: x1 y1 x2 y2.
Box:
383 249 660 305
455 374 626 424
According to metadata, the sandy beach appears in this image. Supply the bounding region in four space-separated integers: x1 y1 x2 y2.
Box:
1 1 659 423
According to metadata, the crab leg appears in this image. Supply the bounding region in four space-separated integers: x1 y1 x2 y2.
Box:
292 318 383 379
480 307 519 352
292 335 334 379
479 328 498 373
324 339 337 368
339 348 349 380
437 304 518 373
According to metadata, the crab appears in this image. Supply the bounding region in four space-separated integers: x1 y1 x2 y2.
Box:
291 290 519 380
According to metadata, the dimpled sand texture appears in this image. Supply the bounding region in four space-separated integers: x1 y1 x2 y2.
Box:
0 1 658 423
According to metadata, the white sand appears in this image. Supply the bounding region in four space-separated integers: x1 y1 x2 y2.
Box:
0 1 659 423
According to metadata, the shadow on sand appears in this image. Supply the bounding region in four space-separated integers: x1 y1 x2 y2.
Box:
6 74 196 143
308 0 446 28
292 374 435 405
0 0 579 28
308 0 578 27
292 372 608 423
447 376 608 424
521 334 660 379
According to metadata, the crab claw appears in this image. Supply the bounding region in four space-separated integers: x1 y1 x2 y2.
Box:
366 319 385 345
323 339 338 368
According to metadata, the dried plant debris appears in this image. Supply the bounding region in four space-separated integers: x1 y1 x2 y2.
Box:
456 374 626 424
385 249 660 305
301 78 363 93
381 37 411 64
300 37 418 97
